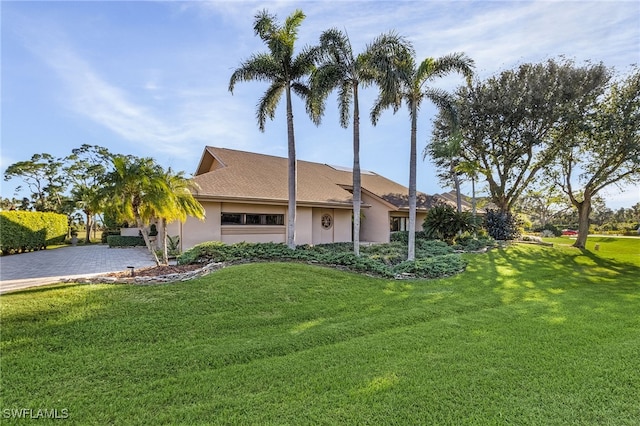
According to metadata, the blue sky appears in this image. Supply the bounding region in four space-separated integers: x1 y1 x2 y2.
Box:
2 0 639 209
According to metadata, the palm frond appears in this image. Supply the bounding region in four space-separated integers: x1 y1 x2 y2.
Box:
256 82 284 132
229 53 280 93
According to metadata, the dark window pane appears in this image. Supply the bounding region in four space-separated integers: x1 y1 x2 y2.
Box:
265 214 284 225
221 213 242 225
246 214 261 225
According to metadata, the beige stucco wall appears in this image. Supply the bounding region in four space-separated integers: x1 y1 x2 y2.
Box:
296 207 313 245
360 193 393 243
168 201 221 251
172 198 405 250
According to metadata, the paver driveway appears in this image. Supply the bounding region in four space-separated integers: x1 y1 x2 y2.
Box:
0 245 155 294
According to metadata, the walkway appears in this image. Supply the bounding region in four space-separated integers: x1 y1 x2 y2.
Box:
0 245 156 294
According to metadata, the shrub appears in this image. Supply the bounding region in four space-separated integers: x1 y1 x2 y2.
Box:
485 209 521 240
451 235 496 251
101 230 121 244
393 254 468 278
533 223 562 237
422 205 478 243
540 230 555 238
0 211 67 254
178 241 472 280
106 235 145 247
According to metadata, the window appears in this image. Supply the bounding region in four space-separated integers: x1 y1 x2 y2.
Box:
221 213 285 226
321 213 333 230
390 217 408 232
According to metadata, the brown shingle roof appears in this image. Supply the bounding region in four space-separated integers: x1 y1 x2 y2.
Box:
193 147 438 210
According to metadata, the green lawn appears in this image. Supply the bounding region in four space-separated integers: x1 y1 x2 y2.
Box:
1 239 639 425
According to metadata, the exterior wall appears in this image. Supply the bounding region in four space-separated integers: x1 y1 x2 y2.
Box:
333 209 352 243
296 207 313 245
175 202 368 250
170 201 221 251
360 193 394 243
311 208 351 245
220 203 286 245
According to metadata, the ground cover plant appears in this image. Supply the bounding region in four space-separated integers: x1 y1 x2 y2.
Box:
177 239 484 279
1 238 638 424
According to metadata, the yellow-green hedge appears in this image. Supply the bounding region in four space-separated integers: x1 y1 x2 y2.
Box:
0 211 67 254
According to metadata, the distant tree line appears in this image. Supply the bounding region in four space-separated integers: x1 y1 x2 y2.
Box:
2 145 204 265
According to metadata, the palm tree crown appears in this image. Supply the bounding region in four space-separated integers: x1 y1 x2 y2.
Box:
372 52 475 260
309 28 412 255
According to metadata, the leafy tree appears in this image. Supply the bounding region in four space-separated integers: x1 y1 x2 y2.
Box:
3 153 66 212
229 9 317 249
516 186 570 228
101 155 167 265
434 59 610 214
549 68 640 248
308 28 411 256
64 144 113 243
371 52 474 260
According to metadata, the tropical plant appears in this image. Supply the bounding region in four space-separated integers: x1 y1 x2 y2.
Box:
371 52 474 260
229 9 317 249
100 155 168 265
309 28 411 256
150 169 205 265
422 204 477 244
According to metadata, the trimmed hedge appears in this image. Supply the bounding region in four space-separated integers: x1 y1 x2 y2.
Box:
0 211 67 254
106 235 145 247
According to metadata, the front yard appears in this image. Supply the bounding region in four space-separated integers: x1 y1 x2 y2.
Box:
1 238 638 424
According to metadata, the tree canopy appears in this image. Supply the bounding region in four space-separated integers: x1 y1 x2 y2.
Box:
432 59 611 213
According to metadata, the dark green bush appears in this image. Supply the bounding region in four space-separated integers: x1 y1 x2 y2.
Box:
0 211 67 254
533 223 562 237
393 254 468 278
178 241 472 279
101 230 121 244
422 205 478 243
390 231 429 243
106 235 145 247
485 209 521 240
452 235 496 251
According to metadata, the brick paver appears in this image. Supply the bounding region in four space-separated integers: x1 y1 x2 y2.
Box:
0 245 156 294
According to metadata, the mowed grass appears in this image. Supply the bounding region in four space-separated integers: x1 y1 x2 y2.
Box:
1 239 639 425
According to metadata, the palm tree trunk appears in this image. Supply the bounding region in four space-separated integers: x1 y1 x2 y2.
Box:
161 218 169 265
408 104 418 261
135 214 161 266
352 83 361 256
471 176 477 238
84 210 92 244
451 165 462 213
285 82 297 249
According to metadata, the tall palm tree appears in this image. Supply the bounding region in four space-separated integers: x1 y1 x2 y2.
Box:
151 169 205 265
372 52 474 260
101 155 167 265
229 9 317 249
309 29 412 256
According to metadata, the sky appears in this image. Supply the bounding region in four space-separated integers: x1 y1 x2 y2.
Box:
2 0 639 210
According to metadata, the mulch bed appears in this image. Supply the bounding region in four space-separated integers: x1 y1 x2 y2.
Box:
105 264 202 278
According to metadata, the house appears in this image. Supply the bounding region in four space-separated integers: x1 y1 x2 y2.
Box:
168 146 455 250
